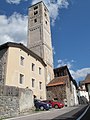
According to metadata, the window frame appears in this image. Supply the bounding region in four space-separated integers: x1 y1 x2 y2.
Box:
34 5 38 10
19 74 24 84
34 18 37 23
39 67 41 75
39 81 42 90
34 11 38 15
20 56 24 66
32 63 35 71
32 78 35 88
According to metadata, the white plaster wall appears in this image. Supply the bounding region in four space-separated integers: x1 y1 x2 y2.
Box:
78 90 89 102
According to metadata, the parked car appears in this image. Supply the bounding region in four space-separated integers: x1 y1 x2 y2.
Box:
34 99 50 110
42 100 64 109
41 100 52 109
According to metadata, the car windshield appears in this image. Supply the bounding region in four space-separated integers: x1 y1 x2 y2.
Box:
34 99 41 102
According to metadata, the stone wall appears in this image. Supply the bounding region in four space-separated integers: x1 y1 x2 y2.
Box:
46 84 66 103
0 48 8 85
0 85 34 119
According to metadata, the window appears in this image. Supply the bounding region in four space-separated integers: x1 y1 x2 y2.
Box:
45 21 47 25
44 8 46 11
34 11 38 15
44 13 47 17
39 67 41 74
20 74 24 84
60 72 64 76
34 18 37 23
39 82 42 90
32 63 35 71
34 6 38 10
20 56 24 65
32 79 35 87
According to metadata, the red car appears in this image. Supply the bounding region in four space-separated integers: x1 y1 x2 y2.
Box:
42 100 64 109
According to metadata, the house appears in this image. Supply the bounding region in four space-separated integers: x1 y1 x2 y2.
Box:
46 66 78 106
77 81 89 104
0 42 46 100
84 74 90 102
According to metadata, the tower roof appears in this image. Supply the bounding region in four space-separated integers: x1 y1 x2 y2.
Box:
28 1 49 12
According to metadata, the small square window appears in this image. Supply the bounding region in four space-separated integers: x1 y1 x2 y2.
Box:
39 67 41 74
20 74 24 84
45 21 47 25
34 18 37 23
32 63 35 71
20 56 24 65
34 11 38 15
34 6 38 10
32 79 35 87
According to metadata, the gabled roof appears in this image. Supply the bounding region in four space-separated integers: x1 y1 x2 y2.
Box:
84 74 90 83
0 42 46 67
47 76 68 87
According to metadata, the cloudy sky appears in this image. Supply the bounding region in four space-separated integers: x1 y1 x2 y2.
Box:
0 0 90 83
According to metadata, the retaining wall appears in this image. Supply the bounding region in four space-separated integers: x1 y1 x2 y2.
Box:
0 85 34 119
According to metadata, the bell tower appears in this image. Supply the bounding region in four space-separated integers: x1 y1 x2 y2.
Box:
27 1 54 83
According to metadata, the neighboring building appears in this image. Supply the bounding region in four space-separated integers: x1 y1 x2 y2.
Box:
0 42 46 100
84 74 90 102
78 81 89 104
27 1 54 84
46 66 78 106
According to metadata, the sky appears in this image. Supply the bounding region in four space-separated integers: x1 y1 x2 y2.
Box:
0 0 90 83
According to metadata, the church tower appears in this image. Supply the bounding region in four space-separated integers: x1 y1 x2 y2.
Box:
27 1 54 84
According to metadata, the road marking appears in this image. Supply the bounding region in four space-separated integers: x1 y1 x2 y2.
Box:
77 105 90 120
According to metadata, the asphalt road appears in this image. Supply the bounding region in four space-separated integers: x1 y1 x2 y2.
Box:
6 107 80 120
6 105 88 120
81 106 90 120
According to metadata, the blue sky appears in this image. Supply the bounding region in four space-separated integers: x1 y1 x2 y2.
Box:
0 0 90 83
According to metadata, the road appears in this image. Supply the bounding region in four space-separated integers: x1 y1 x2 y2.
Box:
80 105 90 120
6 106 80 120
6 105 89 120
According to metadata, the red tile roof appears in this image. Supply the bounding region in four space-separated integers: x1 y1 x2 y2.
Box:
47 76 68 87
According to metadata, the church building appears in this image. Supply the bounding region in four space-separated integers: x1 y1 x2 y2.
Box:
0 1 54 100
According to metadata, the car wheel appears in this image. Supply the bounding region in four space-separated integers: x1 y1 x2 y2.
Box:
54 105 59 109
40 106 44 110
